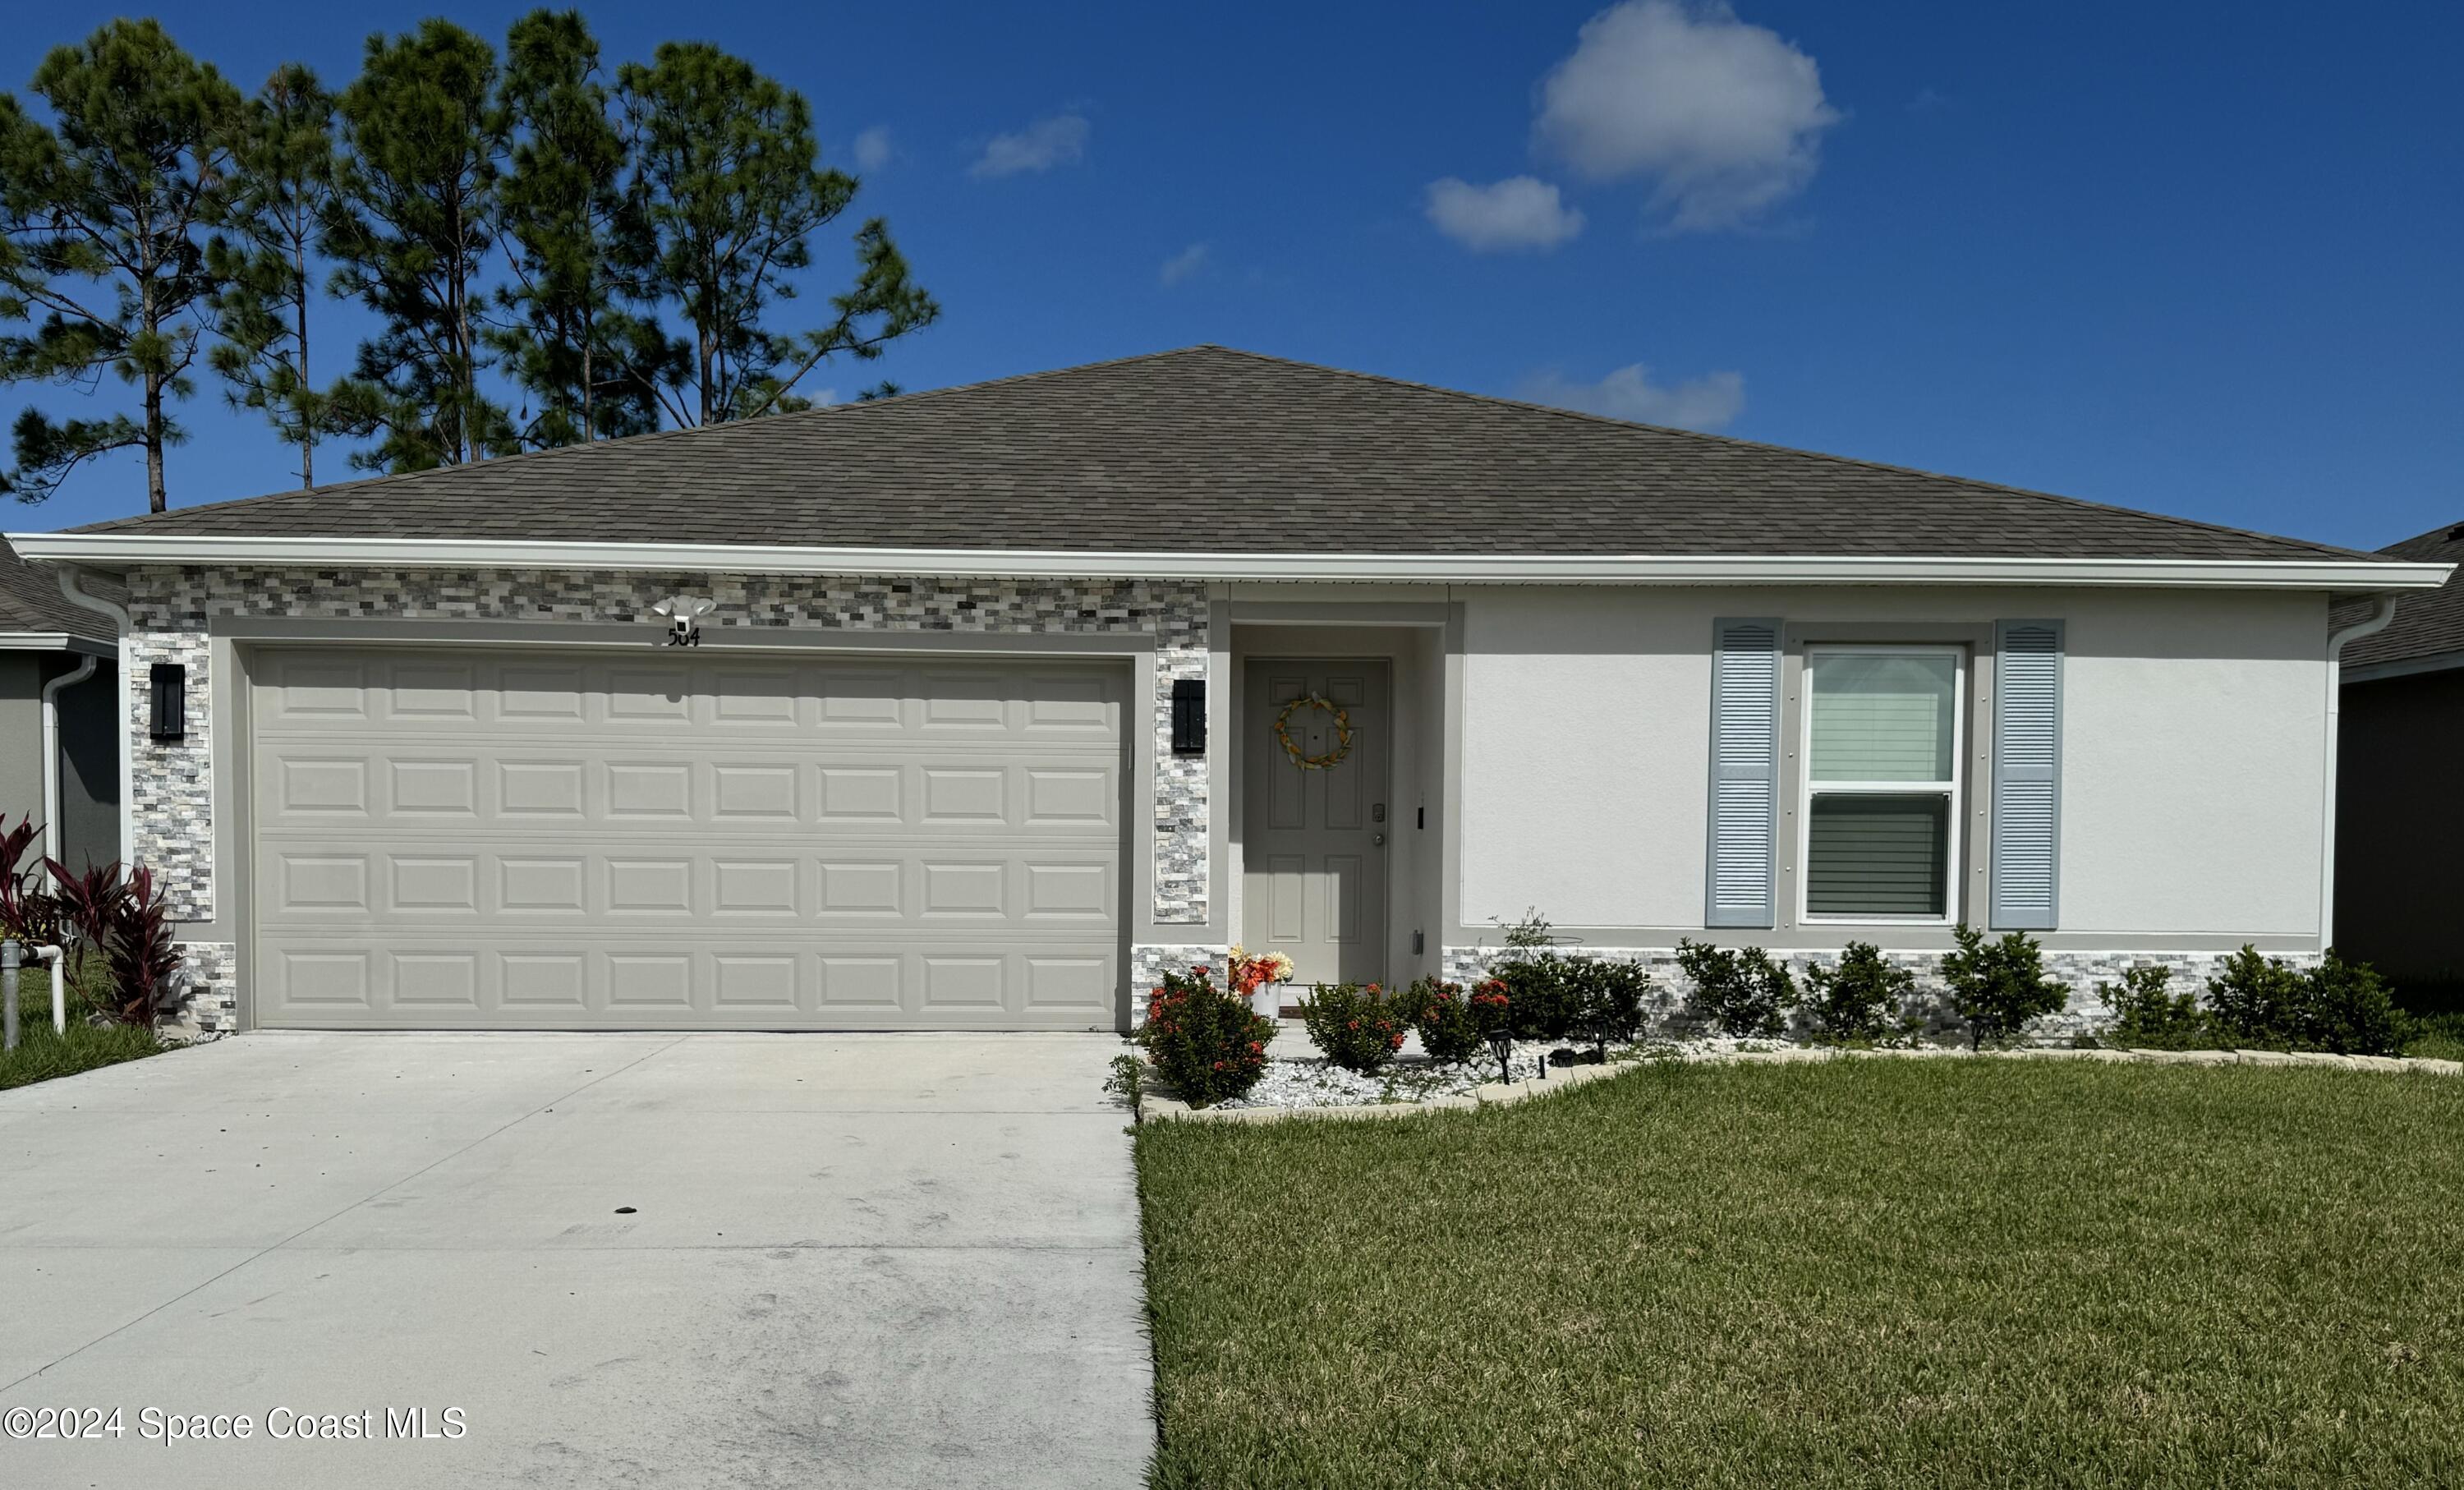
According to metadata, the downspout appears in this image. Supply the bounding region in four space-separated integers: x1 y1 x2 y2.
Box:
40 652 99 867
2319 594 2398 952
53 565 133 869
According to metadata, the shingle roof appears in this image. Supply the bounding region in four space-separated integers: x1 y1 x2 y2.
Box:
70 345 2388 563
0 533 114 639
2343 522 2464 669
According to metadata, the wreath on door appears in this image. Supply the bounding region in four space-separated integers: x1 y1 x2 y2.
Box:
1273 694 1355 770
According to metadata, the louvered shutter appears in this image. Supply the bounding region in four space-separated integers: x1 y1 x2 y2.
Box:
1990 620 2064 929
1705 619 1782 927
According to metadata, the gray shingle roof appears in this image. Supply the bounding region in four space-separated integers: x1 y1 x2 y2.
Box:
0 534 113 639
70 346 2388 563
2343 522 2464 669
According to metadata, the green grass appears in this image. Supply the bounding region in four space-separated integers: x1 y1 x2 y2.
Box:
0 959 163 1092
1137 1060 2464 1488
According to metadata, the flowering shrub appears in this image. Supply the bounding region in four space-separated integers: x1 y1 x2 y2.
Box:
1299 981 1410 1074
1407 977 1484 1064
1136 966 1275 1106
1469 979 1512 1035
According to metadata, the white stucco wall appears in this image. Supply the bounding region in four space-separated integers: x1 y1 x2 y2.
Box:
1456 585 2329 945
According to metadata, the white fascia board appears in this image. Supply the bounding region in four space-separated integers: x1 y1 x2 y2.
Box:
7 532 2453 592
0 630 113 655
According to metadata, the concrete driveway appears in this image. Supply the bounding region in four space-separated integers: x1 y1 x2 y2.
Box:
0 1032 1150 1489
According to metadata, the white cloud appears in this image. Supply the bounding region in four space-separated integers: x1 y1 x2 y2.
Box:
1535 1 1838 232
1522 362 1745 431
852 126 894 172
969 112 1091 179
1158 242 1211 287
1423 176 1586 252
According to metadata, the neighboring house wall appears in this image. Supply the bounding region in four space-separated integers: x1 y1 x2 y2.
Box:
2335 668 2464 984
1453 584 2330 951
0 652 44 825
121 565 1216 1032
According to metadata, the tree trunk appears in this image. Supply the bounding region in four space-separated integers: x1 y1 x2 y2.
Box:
144 372 167 513
294 235 315 489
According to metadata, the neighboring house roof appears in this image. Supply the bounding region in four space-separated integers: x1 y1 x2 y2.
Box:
0 532 116 643
2342 522 2464 675
36 347 2411 571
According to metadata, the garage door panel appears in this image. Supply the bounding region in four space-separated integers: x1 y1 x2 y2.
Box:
252 646 1124 1030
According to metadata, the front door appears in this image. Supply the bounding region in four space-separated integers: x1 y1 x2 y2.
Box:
1242 660 1390 991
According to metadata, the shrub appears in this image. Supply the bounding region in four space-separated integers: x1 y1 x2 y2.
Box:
1566 959 1653 1044
1491 953 1584 1040
2294 950 2407 1056
1407 978 1484 1064
1137 966 1275 1106
1299 981 1410 1073
2204 945 2305 1047
1674 939 1798 1038
2102 963 2210 1049
1469 978 1512 1036
1940 925 2069 1048
1803 942 1914 1044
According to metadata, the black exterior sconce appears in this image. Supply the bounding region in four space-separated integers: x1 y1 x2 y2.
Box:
1170 678 1206 755
149 662 186 740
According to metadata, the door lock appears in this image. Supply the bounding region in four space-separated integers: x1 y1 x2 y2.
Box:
1372 802 1386 823
1372 833 1386 847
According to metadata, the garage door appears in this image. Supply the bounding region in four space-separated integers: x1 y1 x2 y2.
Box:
248 646 1126 1029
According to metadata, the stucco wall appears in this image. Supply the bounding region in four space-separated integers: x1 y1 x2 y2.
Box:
1456 585 2330 946
0 652 44 828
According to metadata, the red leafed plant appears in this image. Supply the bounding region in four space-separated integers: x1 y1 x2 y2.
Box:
43 858 179 1025
1135 965 1276 1107
0 815 62 949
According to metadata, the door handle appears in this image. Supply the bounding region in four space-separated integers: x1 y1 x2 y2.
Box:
1372 833 1386 847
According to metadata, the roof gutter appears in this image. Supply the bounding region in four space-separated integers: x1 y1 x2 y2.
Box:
5 533 2453 591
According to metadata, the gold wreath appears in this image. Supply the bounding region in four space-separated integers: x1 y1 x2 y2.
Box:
1274 694 1355 770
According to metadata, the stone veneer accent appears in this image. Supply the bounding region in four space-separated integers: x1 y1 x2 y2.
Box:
122 567 1214 1028
1441 945 2321 1043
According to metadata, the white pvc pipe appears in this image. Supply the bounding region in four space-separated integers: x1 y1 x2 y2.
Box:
2320 594 2399 951
34 943 62 1033
53 564 132 868
40 651 99 868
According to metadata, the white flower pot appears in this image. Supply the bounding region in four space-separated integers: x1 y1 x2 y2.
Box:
1250 982 1284 1019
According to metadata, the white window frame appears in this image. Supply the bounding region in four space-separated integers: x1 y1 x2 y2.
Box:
1797 642 1965 927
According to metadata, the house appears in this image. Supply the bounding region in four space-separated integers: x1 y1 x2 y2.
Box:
0 535 121 874
2333 521 2464 991
8 347 2449 1035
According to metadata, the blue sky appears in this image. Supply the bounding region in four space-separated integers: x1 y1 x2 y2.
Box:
6 1 2460 550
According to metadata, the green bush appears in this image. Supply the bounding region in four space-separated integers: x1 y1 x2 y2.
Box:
1674 939 1798 1038
1492 953 1585 1040
2204 945 2306 1047
1565 959 1653 1044
2100 963 2210 1049
2295 950 2407 1055
1802 942 1914 1044
1406 978 1484 1064
1299 981 1411 1074
1940 925 2069 1049
1137 966 1275 1106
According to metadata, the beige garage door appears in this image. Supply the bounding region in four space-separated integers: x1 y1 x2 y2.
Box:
249 646 1126 1029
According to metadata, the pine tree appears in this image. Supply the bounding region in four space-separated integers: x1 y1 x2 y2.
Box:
205 64 337 489
324 20 510 471
615 42 935 425
0 20 241 511
488 9 656 447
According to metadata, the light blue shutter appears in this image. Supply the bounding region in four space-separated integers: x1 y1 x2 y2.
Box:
1705 619 1782 927
1990 620 2063 929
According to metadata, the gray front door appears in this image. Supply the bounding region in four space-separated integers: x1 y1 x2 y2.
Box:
248 645 1125 1030
1241 660 1390 989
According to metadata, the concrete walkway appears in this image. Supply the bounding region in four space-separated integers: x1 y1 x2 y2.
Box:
0 1032 1150 1489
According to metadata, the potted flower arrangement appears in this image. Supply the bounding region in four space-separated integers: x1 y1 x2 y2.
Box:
1225 945 1295 1019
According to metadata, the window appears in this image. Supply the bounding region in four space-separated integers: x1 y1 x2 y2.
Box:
1800 646 1963 922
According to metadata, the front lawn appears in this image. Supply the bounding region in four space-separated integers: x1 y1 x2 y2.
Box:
0 959 163 1092
1137 1060 2464 1488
